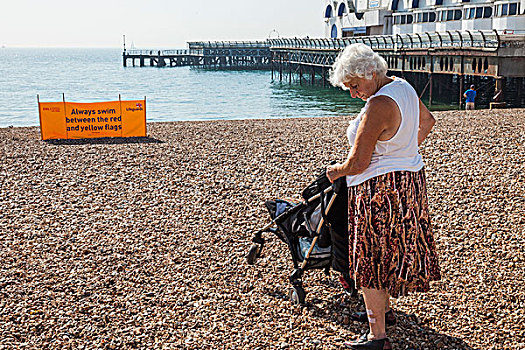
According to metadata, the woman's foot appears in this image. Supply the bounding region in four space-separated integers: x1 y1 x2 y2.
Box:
344 335 392 349
350 309 397 326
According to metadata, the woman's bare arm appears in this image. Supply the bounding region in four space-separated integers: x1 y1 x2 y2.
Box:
418 99 436 145
327 96 398 182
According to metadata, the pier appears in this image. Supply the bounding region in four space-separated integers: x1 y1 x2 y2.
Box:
122 30 525 108
122 41 270 69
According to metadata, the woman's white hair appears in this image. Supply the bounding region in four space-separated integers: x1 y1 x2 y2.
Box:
329 43 388 90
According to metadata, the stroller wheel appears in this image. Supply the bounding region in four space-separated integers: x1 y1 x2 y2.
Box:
289 286 306 305
247 244 261 265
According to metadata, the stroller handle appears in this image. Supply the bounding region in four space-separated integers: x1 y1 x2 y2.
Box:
301 165 346 202
305 185 333 204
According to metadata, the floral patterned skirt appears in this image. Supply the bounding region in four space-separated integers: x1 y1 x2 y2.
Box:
348 169 441 297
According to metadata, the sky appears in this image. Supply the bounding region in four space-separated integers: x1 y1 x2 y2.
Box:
2 0 326 49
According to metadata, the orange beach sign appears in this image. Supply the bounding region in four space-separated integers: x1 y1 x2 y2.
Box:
38 99 146 140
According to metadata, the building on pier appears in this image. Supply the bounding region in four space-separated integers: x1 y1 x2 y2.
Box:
324 0 525 37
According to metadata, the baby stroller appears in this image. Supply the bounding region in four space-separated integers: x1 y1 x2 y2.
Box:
247 169 357 304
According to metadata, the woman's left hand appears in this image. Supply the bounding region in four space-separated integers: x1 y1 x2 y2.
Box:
326 163 345 183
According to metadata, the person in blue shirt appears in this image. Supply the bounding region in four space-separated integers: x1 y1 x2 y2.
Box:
464 85 477 110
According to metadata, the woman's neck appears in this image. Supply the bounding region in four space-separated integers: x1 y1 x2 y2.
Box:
375 75 394 92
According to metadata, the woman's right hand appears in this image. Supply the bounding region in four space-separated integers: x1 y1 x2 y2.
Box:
326 163 345 183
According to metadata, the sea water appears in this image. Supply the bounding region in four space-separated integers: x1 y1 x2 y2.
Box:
0 48 365 128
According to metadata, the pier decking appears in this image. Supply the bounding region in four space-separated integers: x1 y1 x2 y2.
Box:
122 31 525 107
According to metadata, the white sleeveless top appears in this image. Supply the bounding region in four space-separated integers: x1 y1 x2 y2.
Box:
346 77 424 187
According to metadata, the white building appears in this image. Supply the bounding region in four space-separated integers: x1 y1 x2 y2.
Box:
324 0 525 37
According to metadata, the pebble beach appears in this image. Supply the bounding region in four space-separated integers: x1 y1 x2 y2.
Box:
1 108 524 349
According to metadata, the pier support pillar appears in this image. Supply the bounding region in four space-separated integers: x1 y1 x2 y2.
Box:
140 57 144 67
489 77 506 109
517 77 524 107
459 74 464 109
495 77 503 92
279 55 283 82
428 73 433 106
123 55 127 67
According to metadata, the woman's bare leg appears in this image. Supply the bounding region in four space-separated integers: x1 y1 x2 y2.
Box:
361 287 388 340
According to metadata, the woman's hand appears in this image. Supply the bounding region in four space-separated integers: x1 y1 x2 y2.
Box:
326 163 345 183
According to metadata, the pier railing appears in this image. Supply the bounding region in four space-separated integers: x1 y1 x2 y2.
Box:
186 41 270 56
126 49 189 56
269 30 500 51
187 41 269 49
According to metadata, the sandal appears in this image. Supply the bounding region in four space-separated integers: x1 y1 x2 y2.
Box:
344 336 392 349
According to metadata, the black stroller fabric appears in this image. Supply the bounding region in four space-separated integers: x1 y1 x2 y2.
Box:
264 199 332 249
302 170 349 274
326 180 349 275
301 171 333 201
264 171 349 273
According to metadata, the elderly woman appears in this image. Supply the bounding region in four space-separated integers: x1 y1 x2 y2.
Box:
326 43 441 349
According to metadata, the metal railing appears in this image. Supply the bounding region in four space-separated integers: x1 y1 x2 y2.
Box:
269 30 500 51
125 49 189 56
187 41 270 49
